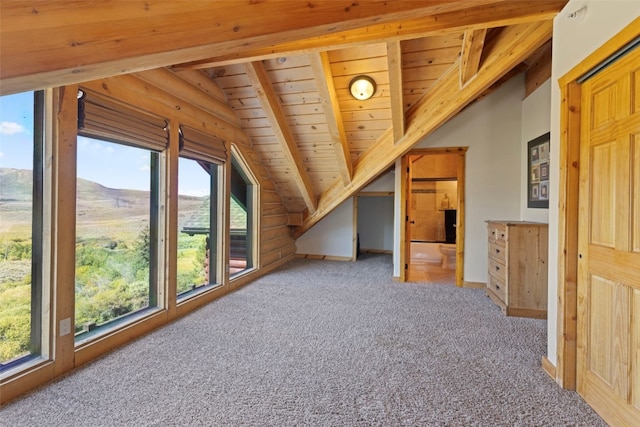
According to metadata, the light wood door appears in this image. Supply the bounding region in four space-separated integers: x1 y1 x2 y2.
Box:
577 45 640 426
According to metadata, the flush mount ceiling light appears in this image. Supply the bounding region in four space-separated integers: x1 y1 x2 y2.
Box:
349 75 376 100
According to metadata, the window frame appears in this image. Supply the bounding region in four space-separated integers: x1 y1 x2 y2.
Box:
0 90 46 374
72 89 171 345
175 157 223 301
229 145 259 279
73 140 163 344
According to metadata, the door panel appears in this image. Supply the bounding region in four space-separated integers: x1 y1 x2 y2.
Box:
634 70 640 113
587 276 628 397
633 134 640 252
591 81 617 128
589 142 616 247
578 46 640 426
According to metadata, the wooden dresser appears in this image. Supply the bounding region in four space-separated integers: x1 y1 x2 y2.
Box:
486 221 548 319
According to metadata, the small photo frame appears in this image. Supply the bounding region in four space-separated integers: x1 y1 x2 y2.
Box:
531 164 540 183
540 162 549 180
540 182 549 200
531 184 539 200
539 142 550 161
528 132 550 208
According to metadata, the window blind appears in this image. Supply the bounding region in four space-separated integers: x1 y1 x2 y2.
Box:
78 89 169 151
179 125 227 164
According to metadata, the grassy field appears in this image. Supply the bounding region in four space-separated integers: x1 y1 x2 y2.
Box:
0 260 31 362
0 168 216 363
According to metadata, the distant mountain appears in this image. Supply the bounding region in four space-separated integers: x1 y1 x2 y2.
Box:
0 168 33 202
1 168 247 228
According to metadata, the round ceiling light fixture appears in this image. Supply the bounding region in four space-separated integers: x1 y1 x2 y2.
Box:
349 75 376 101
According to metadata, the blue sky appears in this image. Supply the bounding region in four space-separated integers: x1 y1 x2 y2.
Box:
1 91 209 196
0 91 34 170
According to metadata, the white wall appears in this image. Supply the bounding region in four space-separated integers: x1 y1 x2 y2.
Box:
396 74 524 283
362 170 395 192
546 0 640 366
295 170 395 259
521 79 551 222
295 198 354 258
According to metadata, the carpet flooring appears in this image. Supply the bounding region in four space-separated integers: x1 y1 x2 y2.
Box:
1 254 605 426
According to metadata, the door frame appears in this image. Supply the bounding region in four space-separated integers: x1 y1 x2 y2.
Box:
555 17 640 390
400 147 467 286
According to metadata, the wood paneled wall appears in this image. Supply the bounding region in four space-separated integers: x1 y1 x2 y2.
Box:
0 69 296 403
83 68 298 281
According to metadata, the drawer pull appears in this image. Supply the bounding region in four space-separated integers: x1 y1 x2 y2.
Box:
495 248 501 254
495 266 500 271
500 233 505 239
495 284 500 290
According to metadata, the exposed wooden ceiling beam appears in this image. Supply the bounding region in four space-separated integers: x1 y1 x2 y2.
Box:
525 40 553 97
0 0 509 95
462 62 529 111
387 41 405 143
293 19 554 237
309 52 352 186
135 68 240 126
460 29 488 87
172 69 229 104
244 61 318 214
174 1 567 70
1 1 567 95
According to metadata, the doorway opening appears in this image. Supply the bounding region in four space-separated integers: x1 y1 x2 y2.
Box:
401 148 467 285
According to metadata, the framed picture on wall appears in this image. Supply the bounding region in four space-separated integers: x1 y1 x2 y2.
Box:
527 132 550 208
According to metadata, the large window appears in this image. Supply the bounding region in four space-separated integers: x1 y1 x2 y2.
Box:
230 151 256 276
74 138 160 340
74 90 168 341
0 91 44 370
176 125 225 300
177 158 219 298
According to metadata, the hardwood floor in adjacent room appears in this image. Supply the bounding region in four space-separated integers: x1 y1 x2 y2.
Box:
406 263 456 284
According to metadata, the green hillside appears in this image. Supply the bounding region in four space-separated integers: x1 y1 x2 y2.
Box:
1 168 248 364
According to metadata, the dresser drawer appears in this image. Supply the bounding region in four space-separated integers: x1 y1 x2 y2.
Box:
485 220 548 319
488 241 506 263
488 222 508 244
487 274 506 302
493 223 507 244
489 257 506 283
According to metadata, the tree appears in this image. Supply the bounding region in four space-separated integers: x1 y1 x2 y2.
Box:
133 225 150 270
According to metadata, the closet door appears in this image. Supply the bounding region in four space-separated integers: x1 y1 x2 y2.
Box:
577 45 640 426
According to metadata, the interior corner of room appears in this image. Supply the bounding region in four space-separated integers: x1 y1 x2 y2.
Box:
1 2 639 425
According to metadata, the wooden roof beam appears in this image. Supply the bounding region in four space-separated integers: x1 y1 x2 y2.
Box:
135 68 239 126
309 52 352 186
0 1 567 94
387 41 405 143
175 1 567 70
460 29 488 87
525 40 552 97
172 69 229 104
0 0 508 95
244 61 318 213
294 20 553 237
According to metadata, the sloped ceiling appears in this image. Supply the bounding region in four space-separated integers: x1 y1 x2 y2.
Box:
0 0 566 236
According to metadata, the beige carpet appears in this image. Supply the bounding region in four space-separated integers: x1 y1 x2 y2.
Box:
0 254 605 426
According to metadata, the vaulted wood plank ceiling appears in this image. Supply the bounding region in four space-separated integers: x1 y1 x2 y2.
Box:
0 0 565 235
